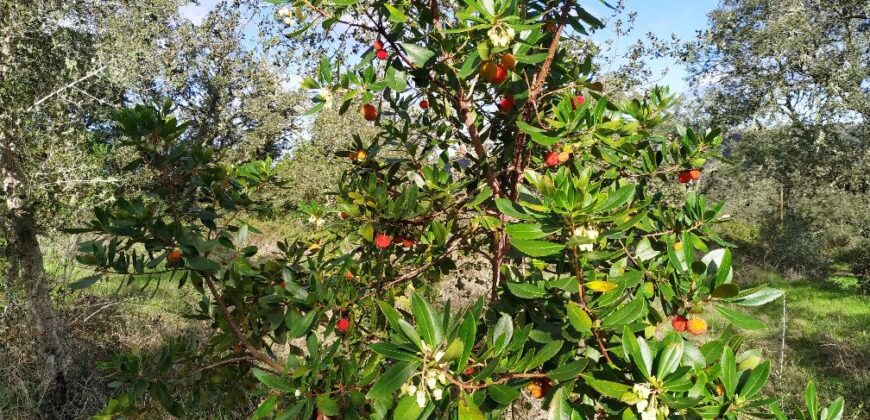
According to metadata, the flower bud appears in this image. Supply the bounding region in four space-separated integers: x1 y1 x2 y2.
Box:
433 388 444 400
416 389 427 408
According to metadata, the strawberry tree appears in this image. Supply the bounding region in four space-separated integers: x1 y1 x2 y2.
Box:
73 1 843 419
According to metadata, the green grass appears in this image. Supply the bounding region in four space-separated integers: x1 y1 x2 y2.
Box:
732 267 870 418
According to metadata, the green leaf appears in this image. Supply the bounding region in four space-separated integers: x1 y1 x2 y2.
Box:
488 384 520 405
495 198 536 221
548 387 574 419
399 43 435 67
547 359 588 381
634 238 659 261
505 223 552 240
366 362 420 400
393 395 424 419
411 294 443 347
656 338 684 378
715 305 765 330
286 310 317 338
739 361 770 399
727 286 784 306
510 239 565 257
69 273 102 290
492 313 513 354
252 369 295 393
601 298 645 328
517 121 560 146
826 397 845 420
384 3 408 22
316 394 340 416
566 302 592 333
805 381 819 420
377 300 403 332
582 374 631 398
711 283 740 298
458 392 485 420
596 184 636 212
251 396 277 419
370 342 420 363
721 346 737 399
468 186 492 207
186 255 220 274
458 312 477 371
507 282 548 299
527 341 563 370
385 66 408 92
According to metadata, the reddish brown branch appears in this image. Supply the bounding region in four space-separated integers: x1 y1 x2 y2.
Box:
204 276 284 372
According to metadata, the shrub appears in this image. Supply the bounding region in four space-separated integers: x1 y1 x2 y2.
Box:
73 1 840 418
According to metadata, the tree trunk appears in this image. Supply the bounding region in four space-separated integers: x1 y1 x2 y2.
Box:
0 134 68 404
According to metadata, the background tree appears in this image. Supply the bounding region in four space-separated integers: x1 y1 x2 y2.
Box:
0 0 307 414
685 0 870 275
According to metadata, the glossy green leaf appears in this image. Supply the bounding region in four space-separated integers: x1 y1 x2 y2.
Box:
366 362 420 400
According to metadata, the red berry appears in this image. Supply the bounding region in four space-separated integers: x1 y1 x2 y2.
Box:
361 104 377 121
402 238 415 249
571 95 585 110
498 95 515 113
376 49 388 60
464 367 475 376
677 170 693 184
491 65 507 84
278 281 286 288
545 151 559 167
337 318 350 333
419 100 429 109
672 315 688 332
373 39 384 50
374 233 392 249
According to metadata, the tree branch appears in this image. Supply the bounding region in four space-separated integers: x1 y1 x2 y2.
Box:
203 275 284 372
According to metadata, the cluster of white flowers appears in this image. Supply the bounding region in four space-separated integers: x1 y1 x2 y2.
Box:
572 225 599 252
630 383 669 420
277 7 293 25
487 23 515 48
400 368 449 408
400 343 451 407
307 215 325 227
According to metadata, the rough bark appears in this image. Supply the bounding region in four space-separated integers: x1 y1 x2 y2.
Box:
0 133 68 404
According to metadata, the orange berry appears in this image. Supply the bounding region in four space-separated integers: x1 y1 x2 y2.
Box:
480 61 498 81
557 151 570 163
344 271 354 281
500 53 516 70
687 318 707 335
715 382 725 396
402 238 415 249
167 249 183 263
361 104 377 121
689 169 701 181
373 39 384 50
527 382 544 399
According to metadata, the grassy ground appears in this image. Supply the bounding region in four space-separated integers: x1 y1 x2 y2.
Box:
728 266 870 419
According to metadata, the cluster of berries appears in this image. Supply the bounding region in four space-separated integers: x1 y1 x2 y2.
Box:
373 39 388 61
374 233 416 250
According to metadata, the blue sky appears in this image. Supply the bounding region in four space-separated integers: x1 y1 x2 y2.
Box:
180 1 719 93
586 0 719 92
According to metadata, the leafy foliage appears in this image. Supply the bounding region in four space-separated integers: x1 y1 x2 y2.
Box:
74 0 840 418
